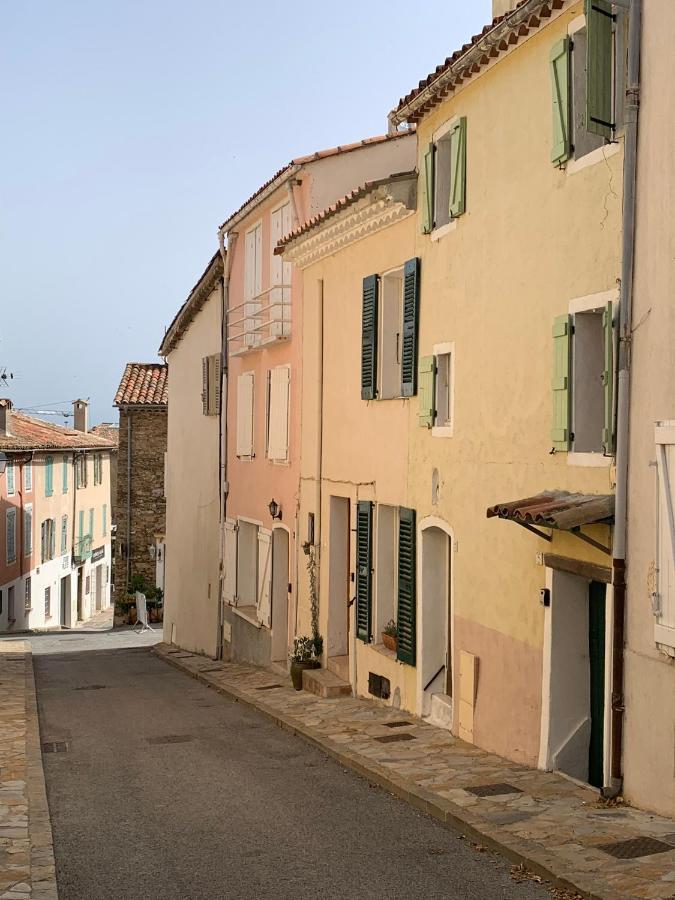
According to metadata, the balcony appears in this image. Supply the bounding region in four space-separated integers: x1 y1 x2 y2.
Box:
73 534 92 565
227 285 291 356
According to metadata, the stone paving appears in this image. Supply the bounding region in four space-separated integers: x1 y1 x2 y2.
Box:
155 642 675 900
0 642 57 900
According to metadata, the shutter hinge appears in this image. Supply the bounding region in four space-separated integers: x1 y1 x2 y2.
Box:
233 523 239 533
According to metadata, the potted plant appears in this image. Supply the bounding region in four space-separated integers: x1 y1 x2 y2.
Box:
289 636 321 691
382 619 398 652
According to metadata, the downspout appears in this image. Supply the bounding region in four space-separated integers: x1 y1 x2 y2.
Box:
315 279 324 636
126 413 132 593
607 0 641 797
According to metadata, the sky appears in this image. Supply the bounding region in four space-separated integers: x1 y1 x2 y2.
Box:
1 0 491 427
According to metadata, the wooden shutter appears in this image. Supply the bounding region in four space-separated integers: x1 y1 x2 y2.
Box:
401 258 420 398
78 510 84 541
550 37 571 165
6 462 14 494
63 457 68 493
355 501 373 643
396 507 417 666
551 314 571 451
103 504 107 537
201 357 209 414
61 515 68 554
267 366 290 461
23 506 32 556
89 508 94 540
41 520 46 563
418 356 436 427
24 464 32 492
49 519 56 559
223 518 238 604
236 373 254 457
213 355 222 415
361 275 379 400
421 143 435 234
655 424 675 648
449 117 467 218
45 457 53 496
256 528 272 627
602 301 614 454
6 510 15 562
585 0 614 139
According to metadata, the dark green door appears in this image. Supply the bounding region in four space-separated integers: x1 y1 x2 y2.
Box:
588 581 606 789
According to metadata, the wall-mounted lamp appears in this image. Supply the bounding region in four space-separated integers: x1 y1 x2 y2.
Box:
0 451 6 476
149 545 156 561
268 498 282 520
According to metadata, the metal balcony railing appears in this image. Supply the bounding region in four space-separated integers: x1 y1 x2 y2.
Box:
227 285 291 355
73 534 92 564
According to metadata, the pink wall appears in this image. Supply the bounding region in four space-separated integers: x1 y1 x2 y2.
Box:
0 458 34 590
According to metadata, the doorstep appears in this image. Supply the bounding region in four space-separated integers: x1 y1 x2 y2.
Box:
302 666 351 699
154 641 675 900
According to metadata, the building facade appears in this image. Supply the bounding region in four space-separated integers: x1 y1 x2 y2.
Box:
114 363 168 599
0 398 114 630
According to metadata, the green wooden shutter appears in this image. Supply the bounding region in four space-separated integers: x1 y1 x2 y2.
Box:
61 515 68 554
418 356 436 427
49 519 55 559
45 457 53 497
78 510 84 543
102 504 108 537
62 457 68 493
585 0 614 139
401 258 420 398
602 301 614 454
361 275 379 400
550 37 571 164
551 314 571 451
355 501 373 643
421 143 435 234
397 507 417 666
449 117 467 218
89 508 94 540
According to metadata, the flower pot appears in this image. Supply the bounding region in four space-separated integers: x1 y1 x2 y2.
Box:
382 632 397 653
290 659 320 691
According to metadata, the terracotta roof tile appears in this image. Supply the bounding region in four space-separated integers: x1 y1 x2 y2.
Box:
114 363 168 407
89 423 120 446
487 491 615 531
0 412 116 452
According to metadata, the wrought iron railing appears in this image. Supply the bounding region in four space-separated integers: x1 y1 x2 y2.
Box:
73 534 92 564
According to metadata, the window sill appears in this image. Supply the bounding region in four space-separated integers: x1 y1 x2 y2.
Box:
430 220 457 242
231 604 262 629
565 141 620 177
566 452 612 468
432 424 453 439
367 641 398 663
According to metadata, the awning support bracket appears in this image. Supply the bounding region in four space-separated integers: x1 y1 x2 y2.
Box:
570 527 612 556
510 519 553 543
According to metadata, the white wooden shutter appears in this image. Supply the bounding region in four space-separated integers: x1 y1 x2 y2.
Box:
256 527 272 627
655 423 675 649
244 228 259 347
213 354 222 415
201 357 209 415
236 373 254 457
267 366 290 462
223 518 238 605
271 207 283 287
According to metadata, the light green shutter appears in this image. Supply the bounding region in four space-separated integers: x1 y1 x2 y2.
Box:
396 507 417 666
89 508 94 540
355 501 373 643
585 0 614 139
418 356 436 427
602 301 614 453
78 510 84 542
61 515 68 554
449 117 467 218
45 457 53 497
421 143 435 234
550 38 571 164
102 504 107 537
361 275 379 400
551 314 571 451
63 457 68 493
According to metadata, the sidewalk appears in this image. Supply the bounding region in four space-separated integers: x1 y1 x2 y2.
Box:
155 642 675 900
0 642 57 900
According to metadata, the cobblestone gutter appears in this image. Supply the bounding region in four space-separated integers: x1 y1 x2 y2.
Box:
154 642 675 900
0 642 57 900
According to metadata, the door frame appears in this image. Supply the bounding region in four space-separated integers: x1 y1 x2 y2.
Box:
270 523 291 663
417 517 455 718
327 495 351 663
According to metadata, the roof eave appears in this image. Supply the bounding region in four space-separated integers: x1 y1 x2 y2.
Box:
218 164 301 236
159 253 224 356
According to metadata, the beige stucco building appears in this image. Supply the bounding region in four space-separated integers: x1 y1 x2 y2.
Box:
160 253 223 657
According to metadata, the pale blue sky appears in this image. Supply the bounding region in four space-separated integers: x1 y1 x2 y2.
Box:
1 1 491 425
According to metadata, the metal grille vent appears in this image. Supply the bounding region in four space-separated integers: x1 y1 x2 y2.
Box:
466 783 523 797
42 741 69 754
146 735 194 745
374 733 416 744
74 685 107 691
255 683 283 691
598 837 675 859
384 721 413 728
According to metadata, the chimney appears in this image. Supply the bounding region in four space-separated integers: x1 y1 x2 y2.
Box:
73 399 89 433
0 399 11 436
493 0 518 17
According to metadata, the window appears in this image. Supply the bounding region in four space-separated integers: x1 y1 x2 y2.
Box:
6 461 14 496
654 423 675 650
421 118 467 234
93 454 102 485
6 509 16 563
45 456 54 496
23 463 32 493
550 4 618 166
76 455 87 489
23 504 32 557
41 519 56 563
361 258 420 401
266 366 290 462
61 515 68 554
63 456 69 493
270 203 292 338
8 586 14 622
44 586 51 619
202 354 222 416
243 221 263 348
102 504 107 537
236 372 254 458
24 577 31 611
551 301 614 454
418 345 454 434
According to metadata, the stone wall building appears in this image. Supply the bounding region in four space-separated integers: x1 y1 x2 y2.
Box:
113 363 167 600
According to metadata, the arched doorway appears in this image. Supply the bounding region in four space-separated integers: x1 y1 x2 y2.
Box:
420 525 452 726
270 527 289 664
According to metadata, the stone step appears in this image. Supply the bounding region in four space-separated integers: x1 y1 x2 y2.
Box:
326 654 349 682
426 692 454 732
302 667 352 699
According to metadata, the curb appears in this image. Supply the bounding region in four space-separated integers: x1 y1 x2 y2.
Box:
24 650 59 900
154 646 616 900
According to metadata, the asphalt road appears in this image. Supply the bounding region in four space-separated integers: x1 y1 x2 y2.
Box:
35 638 550 900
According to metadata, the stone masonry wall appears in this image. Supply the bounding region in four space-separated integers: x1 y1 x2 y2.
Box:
115 408 167 600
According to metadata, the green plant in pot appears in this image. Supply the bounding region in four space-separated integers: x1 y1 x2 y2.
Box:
382 619 398 652
289 636 321 691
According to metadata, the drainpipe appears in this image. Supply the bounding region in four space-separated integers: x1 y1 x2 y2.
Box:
607 0 641 798
126 412 132 593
